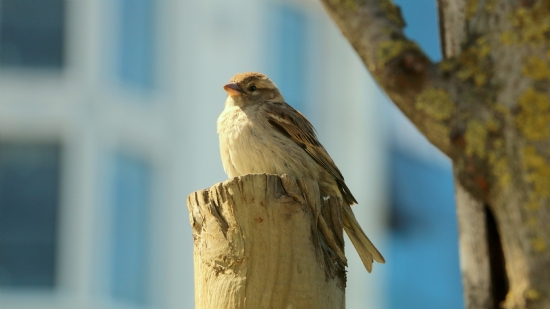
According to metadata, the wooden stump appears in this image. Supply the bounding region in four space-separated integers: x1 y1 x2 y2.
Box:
187 174 347 309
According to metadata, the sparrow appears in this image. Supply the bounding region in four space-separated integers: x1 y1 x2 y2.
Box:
217 72 385 272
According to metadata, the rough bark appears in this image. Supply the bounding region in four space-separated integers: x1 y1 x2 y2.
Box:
187 174 347 309
455 175 503 309
319 0 550 308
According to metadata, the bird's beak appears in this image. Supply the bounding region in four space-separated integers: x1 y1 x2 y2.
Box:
223 82 243 97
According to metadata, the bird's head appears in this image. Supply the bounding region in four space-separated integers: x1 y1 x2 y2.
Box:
223 72 284 107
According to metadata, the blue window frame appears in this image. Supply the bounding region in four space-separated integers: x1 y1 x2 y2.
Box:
110 153 152 305
0 143 61 288
117 0 155 89
0 0 65 68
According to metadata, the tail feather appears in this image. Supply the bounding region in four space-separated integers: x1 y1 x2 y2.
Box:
342 203 385 272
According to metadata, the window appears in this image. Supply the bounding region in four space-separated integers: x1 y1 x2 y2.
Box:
270 5 307 112
0 143 61 288
110 153 152 305
117 0 155 89
0 0 65 68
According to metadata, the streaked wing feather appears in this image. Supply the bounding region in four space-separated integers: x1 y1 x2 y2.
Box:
265 101 357 204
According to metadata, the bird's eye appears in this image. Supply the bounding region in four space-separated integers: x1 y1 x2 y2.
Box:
248 85 257 91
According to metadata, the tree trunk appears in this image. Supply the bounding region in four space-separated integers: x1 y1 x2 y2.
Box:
455 172 509 309
319 0 550 308
187 174 347 309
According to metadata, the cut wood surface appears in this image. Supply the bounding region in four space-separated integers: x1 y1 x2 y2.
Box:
187 174 347 309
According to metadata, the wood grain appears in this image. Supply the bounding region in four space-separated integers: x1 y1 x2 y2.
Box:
187 174 346 309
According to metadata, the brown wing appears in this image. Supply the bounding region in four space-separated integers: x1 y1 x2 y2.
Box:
265 101 358 204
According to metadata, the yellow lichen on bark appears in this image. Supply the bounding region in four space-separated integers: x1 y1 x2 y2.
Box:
437 37 492 87
376 40 420 68
331 0 364 11
515 88 550 140
524 288 542 300
486 118 500 132
522 56 550 80
526 195 541 211
501 0 550 45
379 0 404 27
415 88 455 121
532 237 547 253
484 0 497 12
528 217 538 228
438 59 458 72
494 104 511 117
522 145 549 252
488 139 511 189
465 120 487 158
466 0 478 20
523 146 550 199
456 37 491 86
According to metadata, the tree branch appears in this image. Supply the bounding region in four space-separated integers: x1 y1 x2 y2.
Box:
319 0 458 157
320 1 550 308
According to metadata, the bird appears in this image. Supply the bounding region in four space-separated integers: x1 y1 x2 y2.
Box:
217 72 385 272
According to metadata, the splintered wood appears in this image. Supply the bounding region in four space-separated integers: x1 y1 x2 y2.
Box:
187 174 346 309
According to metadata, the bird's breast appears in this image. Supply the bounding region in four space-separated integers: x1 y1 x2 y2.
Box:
217 106 318 179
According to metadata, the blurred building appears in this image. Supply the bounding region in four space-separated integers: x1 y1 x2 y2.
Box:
385 1 464 308
0 1 388 309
